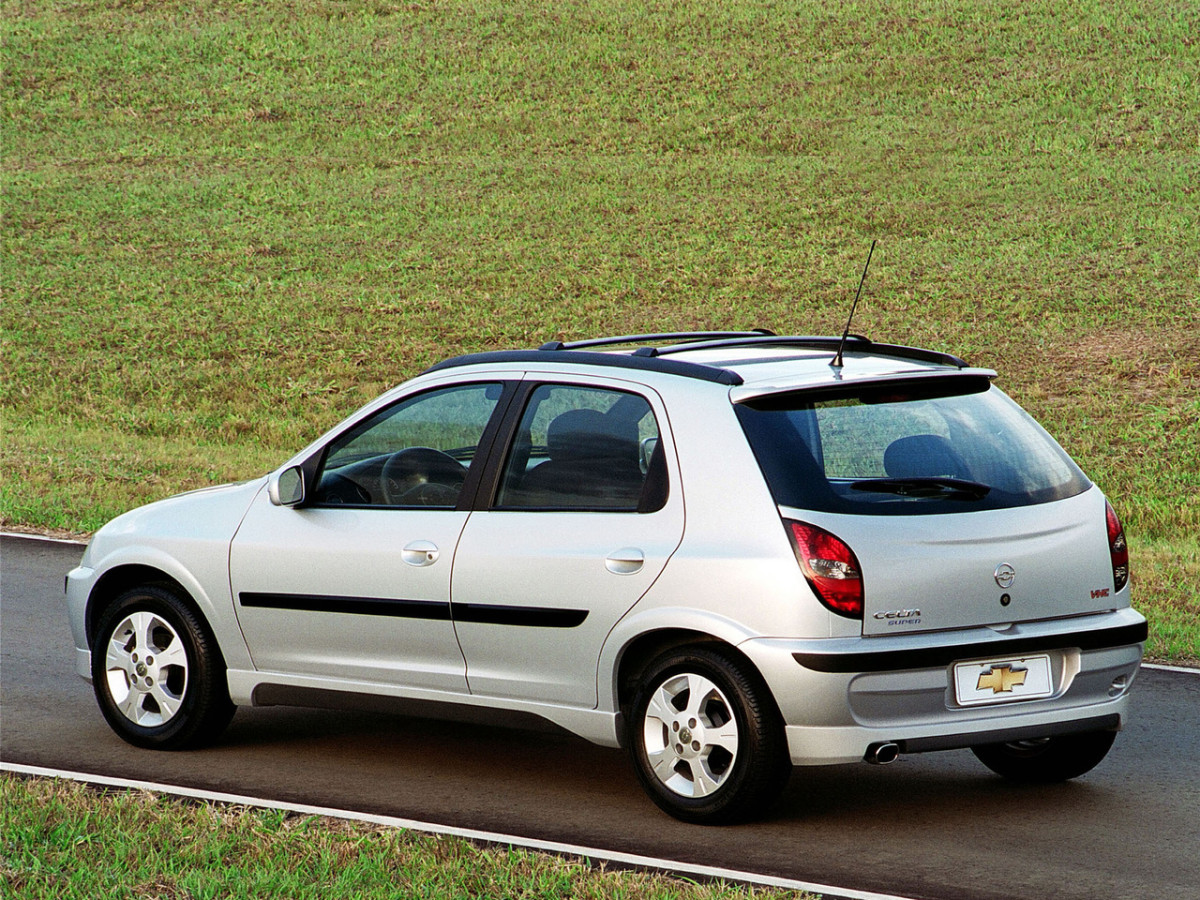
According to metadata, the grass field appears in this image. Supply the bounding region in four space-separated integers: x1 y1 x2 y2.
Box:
9 0 1194 660
1 1 1196 895
3 3 1197 653
4 2 1196 661
0 773 817 900
2 7 1198 633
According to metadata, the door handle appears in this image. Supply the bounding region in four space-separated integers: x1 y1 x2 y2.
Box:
605 548 644 575
402 541 440 567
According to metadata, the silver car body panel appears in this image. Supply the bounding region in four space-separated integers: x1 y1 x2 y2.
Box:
742 607 1143 763
229 496 473 691
65 478 266 680
223 668 626 748
450 373 684 707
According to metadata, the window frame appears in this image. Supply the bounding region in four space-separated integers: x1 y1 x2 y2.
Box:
304 380 519 511
482 379 672 514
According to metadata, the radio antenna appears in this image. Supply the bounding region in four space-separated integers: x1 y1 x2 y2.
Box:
831 239 877 369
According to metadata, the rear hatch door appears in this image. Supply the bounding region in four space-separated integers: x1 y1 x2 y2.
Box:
793 487 1118 635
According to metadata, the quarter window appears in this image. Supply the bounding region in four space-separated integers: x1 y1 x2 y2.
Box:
495 385 665 511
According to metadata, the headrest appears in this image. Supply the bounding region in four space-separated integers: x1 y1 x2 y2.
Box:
546 409 638 462
883 433 968 479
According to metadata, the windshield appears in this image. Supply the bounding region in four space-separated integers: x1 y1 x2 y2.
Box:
735 379 1090 516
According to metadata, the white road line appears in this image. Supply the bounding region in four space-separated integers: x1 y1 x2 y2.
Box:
0 531 86 546
2 761 915 900
1142 662 1199 674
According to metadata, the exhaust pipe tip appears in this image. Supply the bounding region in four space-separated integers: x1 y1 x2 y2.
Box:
865 742 901 765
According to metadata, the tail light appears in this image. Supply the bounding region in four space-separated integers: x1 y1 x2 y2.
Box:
786 520 863 618
1105 500 1129 593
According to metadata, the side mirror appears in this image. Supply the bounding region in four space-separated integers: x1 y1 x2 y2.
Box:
268 466 306 507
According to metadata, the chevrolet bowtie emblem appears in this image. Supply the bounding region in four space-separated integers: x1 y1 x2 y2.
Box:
977 664 1028 694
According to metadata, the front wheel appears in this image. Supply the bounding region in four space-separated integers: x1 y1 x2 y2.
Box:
92 584 235 750
628 646 791 824
971 730 1117 783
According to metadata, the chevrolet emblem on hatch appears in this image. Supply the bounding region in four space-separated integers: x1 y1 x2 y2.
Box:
977 664 1028 694
994 563 1016 589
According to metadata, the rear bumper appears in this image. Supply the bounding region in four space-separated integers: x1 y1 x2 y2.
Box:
739 608 1145 765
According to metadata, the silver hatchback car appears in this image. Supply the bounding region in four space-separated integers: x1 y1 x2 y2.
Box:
66 331 1145 823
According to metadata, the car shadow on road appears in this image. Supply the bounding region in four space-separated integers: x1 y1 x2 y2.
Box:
211 703 1122 833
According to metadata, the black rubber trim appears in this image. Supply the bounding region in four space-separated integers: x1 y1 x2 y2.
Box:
240 592 451 620
453 603 588 628
249 685 578 736
792 621 1148 674
423 350 744 386
896 714 1122 755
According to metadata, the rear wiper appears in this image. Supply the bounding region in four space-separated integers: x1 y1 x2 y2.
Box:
849 477 992 500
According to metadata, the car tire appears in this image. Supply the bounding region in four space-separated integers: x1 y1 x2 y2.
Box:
628 645 791 824
91 584 235 750
971 730 1117 783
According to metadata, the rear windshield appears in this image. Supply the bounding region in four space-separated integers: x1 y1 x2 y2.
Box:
735 378 1090 516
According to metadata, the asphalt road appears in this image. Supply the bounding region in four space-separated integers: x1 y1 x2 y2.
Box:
3 534 1198 900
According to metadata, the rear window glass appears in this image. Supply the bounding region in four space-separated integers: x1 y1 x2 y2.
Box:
735 379 1090 515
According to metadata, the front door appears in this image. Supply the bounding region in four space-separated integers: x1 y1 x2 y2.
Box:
230 380 507 692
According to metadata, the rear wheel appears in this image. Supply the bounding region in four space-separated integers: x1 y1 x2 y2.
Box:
971 730 1117 783
628 646 790 824
92 585 235 750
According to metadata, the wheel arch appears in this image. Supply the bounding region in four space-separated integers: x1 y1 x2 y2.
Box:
616 629 721 713
618 632 793 823
611 627 777 748
86 564 191 647
78 535 254 672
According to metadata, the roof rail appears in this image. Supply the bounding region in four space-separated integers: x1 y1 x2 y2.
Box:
644 333 859 357
536 330 967 368
538 329 775 352
422 349 745 385
423 331 969 383
642 334 970 368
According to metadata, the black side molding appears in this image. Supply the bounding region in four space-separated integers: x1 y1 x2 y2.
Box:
793 621 1148 674
240 593 451 620
453 603 588 628
239 593 588 629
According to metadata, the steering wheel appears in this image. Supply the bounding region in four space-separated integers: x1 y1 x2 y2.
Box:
380 447 466 506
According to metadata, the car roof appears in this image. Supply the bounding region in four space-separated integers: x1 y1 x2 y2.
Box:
423 331 998 396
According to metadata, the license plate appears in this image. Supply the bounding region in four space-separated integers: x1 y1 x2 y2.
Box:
953 654 1054 706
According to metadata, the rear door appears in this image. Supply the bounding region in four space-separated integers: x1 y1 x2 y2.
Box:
450 379 685 707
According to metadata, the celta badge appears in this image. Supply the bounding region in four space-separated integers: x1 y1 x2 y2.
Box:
977 664 1028 694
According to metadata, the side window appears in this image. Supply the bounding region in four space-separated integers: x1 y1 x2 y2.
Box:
314 383 504 507
495 385 666 511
